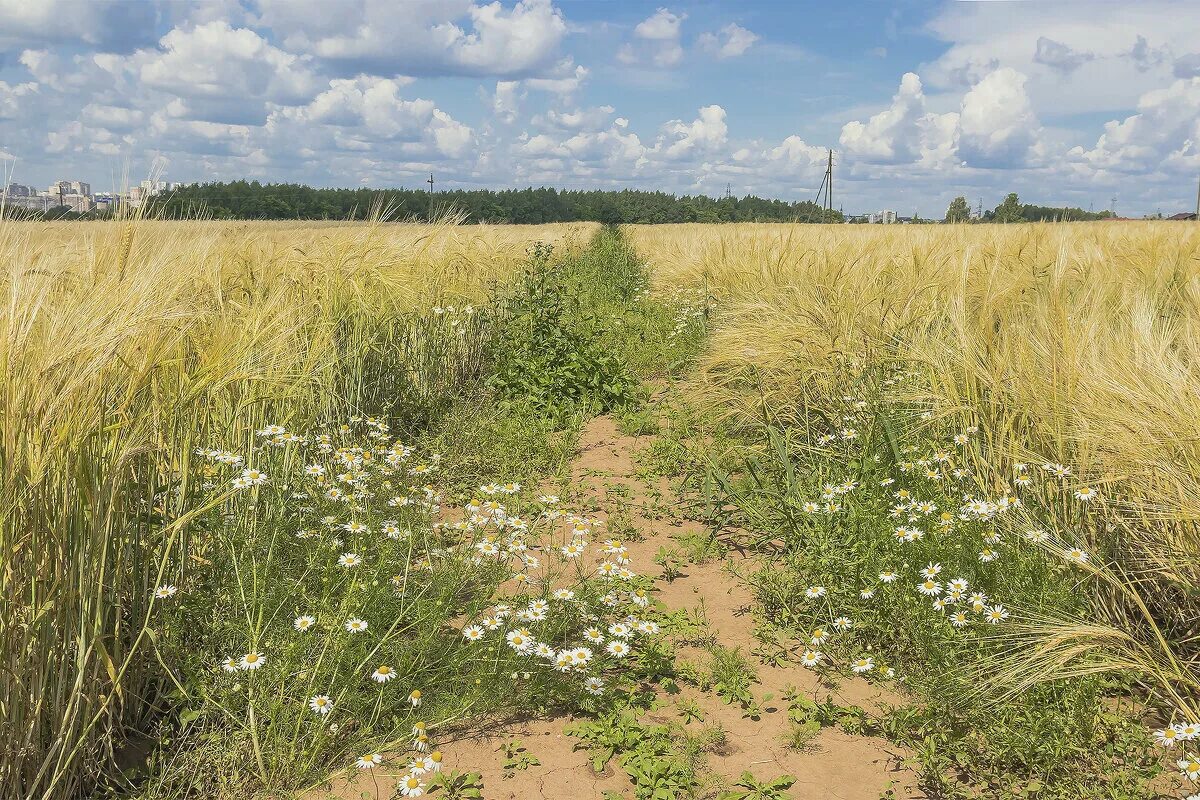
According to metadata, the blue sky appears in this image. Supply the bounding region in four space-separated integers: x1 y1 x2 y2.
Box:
1 0 1198 217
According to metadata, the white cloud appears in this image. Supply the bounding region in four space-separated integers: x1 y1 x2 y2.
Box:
492 81 523 123
957 67 1040 167
0 0 157 52
0 80 37 119
923 1 1200 114
620 7 686 68
138 22 319 120
257 0 568 78
655 105 727 159
839 72 958 167
283 76 475 159
698 23 758 59
634 8 685 40
1068 77 1200 174
534 106 616 132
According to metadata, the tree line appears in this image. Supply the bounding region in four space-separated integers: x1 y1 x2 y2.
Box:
944 193 1116 223
129 182 843 224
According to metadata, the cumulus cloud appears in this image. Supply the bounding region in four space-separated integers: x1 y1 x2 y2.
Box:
655 105 727 159
0 0 158 53
957 67 1040 167
137 22 320 123
284 76 475 158
698 23 758 59
839 72 957 167
492 81 523 124
256 0 568 78
840 68 1039 170
619 7 686 68
1068 77 1200 173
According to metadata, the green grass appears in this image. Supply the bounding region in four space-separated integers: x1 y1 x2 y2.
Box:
678 365 1166 799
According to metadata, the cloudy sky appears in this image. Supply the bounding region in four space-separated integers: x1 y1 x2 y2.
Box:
1 0 1198 216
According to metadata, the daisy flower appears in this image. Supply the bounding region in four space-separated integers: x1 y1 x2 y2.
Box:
1179 756 1200 781
239 468 269 486
804 586 827 599
372 665 396 683
860 588 875 599
851 657 875 674
409 690 422 707
917 579 942 596
153 584 178 600
1065 547 1089 564
345 617 369 634
920 564 943 579
950 611 969 627
584 677 605 695
608 622 632 638
337 553 363 568
833 616 853 632
810 627 828 645
606 640 630 658
1156 726 1184 747
355 753 382 769
222 656 240 673
1074 486 1097 502
984 605 1010 624
462 625 484 641
309 694 332 715
399 774 425 797
800 650 824 668
879 570 898 583
294 615 316 631
239 651 265 670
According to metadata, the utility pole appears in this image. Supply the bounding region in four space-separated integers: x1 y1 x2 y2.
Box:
1194 172 1199 219
976 197 983 220
427 172 434 221
724 182 732 200
827 149 834 217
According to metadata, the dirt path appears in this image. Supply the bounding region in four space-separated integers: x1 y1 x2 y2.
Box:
310 412 924 800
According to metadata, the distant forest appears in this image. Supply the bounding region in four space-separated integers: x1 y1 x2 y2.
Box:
144 182 844 224
3 180 1138 224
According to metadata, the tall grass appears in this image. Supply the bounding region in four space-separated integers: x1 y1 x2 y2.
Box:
0 217 597 799
627 221 1200 746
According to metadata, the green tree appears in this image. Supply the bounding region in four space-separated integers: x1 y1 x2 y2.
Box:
944 196 971 223
993 192 1024 223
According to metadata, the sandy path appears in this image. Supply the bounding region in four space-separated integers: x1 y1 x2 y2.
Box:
307 412 924 800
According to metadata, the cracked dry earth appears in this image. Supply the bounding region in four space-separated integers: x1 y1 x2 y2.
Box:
309 412 925 800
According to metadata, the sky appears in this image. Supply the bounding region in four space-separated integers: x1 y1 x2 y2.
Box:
1 0 1198 217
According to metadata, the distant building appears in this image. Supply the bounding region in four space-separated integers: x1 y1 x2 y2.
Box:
4 182 32 197
1168 212 1198 221
867 209 899 224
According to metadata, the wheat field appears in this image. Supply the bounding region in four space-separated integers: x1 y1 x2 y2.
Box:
628 220 1200 733
0 218 597 798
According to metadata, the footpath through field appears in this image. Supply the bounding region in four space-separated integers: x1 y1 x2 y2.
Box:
313 393 924 800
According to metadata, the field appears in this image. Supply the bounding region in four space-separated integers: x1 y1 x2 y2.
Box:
2 218 1198 800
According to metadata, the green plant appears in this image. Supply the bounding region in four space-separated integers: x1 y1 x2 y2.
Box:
487 241 639 418
654 546 685 582
719 770 796 800
708 646 757 708
500 740 540 778
425 770 484 799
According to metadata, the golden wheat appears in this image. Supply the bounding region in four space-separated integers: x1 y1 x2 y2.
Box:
0 217 596 799
628 219 1200 723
